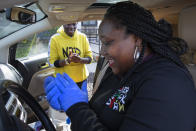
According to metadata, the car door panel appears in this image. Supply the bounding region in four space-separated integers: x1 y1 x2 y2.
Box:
18 53 48 89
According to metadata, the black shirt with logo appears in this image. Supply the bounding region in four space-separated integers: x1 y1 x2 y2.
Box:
66 55 196 131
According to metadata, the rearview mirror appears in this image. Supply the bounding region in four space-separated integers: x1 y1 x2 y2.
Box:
6 7 36 24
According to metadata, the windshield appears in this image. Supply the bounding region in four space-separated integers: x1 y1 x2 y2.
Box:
0 3 46 39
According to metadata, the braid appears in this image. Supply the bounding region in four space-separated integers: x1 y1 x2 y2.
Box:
105 2 171 42
104 1 188 71
149 43 186 68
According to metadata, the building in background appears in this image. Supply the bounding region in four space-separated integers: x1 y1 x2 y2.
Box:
78 20 102 58
78 20 101 43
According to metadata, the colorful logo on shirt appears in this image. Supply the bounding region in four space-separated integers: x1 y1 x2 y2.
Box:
62 47 81 57
106 86 129 112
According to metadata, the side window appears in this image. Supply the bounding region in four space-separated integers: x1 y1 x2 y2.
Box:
81 20 97 26
15 27 58 59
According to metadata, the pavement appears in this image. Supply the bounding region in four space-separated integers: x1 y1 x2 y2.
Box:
87 62 97 73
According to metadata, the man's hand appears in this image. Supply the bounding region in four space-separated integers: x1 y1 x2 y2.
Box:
69 53 81 63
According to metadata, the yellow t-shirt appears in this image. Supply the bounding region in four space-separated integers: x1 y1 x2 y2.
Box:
48 26 93 82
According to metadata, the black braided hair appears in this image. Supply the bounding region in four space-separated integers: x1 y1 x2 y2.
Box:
103 1 188 85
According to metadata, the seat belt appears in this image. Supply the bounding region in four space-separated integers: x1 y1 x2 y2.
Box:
93 60 109 94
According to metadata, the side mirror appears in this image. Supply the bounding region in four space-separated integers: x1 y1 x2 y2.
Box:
6 7 36 24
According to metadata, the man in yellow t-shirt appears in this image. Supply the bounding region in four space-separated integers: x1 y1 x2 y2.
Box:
48 23 93 88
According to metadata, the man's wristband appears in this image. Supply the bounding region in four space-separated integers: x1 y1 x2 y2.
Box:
64 58 70 65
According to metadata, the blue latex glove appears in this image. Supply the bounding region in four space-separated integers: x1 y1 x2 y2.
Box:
44 76 54 90
44 76 62 110
55 73 88 112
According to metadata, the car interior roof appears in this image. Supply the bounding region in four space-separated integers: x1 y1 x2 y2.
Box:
37 0 196 24
1 0 196 63
1 0 196 26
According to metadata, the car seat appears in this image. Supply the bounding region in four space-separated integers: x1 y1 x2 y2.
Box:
178 5 196 131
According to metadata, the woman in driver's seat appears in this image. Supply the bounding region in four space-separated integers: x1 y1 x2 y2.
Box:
44 1 196 131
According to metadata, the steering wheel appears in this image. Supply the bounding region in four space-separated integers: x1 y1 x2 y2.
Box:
0 80 56 131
